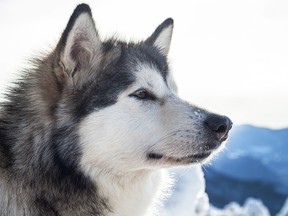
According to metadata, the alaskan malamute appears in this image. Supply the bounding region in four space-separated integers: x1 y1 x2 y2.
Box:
0 4 232 216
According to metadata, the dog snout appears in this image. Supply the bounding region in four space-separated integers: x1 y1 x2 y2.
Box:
204 114 233 142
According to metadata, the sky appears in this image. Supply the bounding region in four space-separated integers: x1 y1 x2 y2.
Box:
0 0 287 128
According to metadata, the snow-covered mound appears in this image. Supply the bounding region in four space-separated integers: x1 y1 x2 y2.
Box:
161 166 209 216
162 166 277 216
277 198 288 216
163 166 287 216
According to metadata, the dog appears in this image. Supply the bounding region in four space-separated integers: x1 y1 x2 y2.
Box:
0 4 232 216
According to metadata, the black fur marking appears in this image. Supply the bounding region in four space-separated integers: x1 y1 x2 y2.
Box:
70 49 135 118
0 121 13 168
148 153 163 160
35 197 59 216
51 126 81 176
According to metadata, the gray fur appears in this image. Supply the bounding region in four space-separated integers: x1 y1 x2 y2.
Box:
0 4 232 216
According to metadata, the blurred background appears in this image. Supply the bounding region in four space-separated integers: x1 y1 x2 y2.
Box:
0 0 287 215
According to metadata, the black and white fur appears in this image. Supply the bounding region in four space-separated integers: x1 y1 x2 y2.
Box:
0 4 232 216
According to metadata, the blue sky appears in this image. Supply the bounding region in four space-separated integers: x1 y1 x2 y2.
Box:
0 0 287 128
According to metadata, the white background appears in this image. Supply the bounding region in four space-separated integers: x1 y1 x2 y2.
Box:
0 0 287 128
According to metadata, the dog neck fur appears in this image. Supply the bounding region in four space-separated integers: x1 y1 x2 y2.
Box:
82 165 172 216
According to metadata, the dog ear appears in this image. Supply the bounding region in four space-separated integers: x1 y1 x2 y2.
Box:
56 4 102 88
146 18 174 56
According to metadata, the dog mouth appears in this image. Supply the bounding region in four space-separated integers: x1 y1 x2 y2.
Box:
147 151 212 164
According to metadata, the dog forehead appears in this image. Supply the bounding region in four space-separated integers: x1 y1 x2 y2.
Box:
123 42 169 80
134 62 168 92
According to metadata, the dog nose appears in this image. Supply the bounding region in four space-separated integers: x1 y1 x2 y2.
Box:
204 114 233 141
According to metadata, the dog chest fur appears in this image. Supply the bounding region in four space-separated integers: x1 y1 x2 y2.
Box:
82 168 170 216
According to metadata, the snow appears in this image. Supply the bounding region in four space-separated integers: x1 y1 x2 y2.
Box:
209 198 270 216
162 166 286 216
277 198 288 216
161 166 207 216
210 200 272 216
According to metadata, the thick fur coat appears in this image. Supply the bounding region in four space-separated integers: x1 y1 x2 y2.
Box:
0 4 232 216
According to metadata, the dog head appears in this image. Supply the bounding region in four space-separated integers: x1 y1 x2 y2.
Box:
51 4 232 174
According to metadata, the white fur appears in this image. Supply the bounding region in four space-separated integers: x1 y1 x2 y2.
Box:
153 26 173 56
81 166 172 216
79 63 209 215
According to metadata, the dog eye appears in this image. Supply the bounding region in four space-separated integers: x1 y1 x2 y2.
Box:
130 89 156 101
